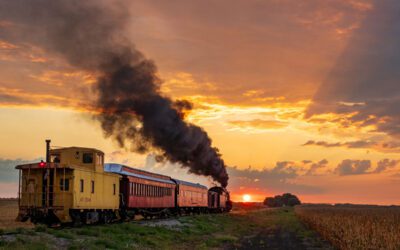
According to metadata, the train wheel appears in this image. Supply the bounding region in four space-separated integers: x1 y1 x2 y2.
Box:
102 211 112 224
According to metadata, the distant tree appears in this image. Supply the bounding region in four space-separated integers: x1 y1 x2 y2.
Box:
264 193 301 207
273 195 284 207
263 197 276 207
287 196 301 206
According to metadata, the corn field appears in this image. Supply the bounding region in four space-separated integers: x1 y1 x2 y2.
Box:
295 205 400 250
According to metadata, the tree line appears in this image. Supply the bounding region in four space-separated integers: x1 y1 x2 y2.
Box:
263 193 301 207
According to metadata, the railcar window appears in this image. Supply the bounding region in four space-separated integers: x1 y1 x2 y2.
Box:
96 153 103 165
60 178 69 191
80 179 84 192
135 183 138 196
51 154 61 163
91 181 95 193
82 153 93 164
113 183 116 195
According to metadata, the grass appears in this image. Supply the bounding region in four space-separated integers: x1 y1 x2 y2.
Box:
0 199 331 249
0 206 323 249
295 205 400 250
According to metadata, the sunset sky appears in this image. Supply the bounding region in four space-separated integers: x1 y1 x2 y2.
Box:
0 0 399 204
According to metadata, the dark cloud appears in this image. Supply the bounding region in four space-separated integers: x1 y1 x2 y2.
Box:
303 140 375 148
303 139 400 153
227 161 326 195
305 159 329 175
335 159 371 176
307 1 400 138
374 159 399 173
0 158 39 182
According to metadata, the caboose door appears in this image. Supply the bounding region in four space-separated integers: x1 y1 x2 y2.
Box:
41 169 55 207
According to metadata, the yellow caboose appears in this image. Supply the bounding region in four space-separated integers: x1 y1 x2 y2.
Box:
16 140 120 225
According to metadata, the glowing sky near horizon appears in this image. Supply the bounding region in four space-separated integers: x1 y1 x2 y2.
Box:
0 0 400 204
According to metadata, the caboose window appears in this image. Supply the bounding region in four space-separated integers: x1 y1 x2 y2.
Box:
91 181 95 193
96 153 103 165
51 154 61 163
113 183 116 195
82 153 93 164
60 178 69 191
80 179 84 192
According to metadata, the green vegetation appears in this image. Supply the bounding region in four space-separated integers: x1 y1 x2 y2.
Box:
0 207 329 249
264 193 301 207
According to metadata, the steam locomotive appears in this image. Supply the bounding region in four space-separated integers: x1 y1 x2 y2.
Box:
16 140 232 225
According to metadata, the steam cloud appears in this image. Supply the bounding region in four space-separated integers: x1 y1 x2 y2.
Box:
0 0 229 187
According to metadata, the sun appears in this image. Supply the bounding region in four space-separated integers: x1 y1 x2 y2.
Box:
242 194 251 202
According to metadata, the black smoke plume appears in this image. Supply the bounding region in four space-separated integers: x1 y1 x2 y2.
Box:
0 0 229 187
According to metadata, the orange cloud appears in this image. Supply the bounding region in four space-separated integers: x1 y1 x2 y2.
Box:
228 119 288 130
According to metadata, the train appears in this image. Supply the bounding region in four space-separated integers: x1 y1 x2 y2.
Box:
15 140 232 225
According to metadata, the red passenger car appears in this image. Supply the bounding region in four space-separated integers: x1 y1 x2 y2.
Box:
172 179 208 214
104 164 176 218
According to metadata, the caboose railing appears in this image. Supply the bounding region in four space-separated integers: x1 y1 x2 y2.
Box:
19 191 72 209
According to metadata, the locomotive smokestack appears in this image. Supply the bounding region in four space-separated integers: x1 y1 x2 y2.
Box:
45 139 51 163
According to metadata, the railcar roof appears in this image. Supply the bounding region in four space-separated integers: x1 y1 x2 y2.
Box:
50 146 104 154
104 163 175 185
171 178 207 190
